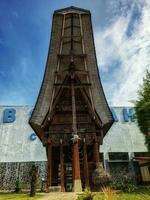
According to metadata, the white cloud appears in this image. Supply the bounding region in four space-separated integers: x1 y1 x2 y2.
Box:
95 0 150 106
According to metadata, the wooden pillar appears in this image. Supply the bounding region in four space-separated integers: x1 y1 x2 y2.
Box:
71 76 82 192
94 136 100 166
47 144 52 188
71 79 77 134
73 141 82 191
83 138 89 188
60 139 65 192
73 141 81 179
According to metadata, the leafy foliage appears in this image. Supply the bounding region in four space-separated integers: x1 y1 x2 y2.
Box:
110 174 137 193
135 70 150 151
101 186 116 200
15 178 22 193
77 188 94 200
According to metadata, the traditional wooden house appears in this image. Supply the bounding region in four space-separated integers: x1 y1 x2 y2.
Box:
29 6 113 192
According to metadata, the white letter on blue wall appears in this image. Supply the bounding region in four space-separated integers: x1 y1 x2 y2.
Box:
3 108 16 123
123 108 135 122
110 108 118 122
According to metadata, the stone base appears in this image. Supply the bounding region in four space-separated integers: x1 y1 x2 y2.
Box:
92 162 110 185
73 179 82 192
48 186 61 192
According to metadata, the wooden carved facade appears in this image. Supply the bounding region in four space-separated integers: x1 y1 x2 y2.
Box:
30 7 113 192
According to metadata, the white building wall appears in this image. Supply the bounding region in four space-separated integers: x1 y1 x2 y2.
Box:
101 107 147 153
0 106 47 162
0 106 147 163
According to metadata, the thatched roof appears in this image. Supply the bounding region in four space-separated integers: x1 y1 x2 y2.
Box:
29 7 113 138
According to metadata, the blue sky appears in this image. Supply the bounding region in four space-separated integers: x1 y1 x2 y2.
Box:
0 0 149 106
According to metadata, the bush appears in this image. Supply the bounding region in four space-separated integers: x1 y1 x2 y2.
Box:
93 194 103 200
77 188 94 200
110 174 137 193
101 186 116 200
15 178 22 193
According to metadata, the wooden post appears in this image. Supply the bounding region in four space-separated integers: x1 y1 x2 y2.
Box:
47 144 52 189
94 136 100 166
60 139 65 192
73 141 81 180
71 79 77 135
73 141 82 191
83 138 89 188
71 78 82 192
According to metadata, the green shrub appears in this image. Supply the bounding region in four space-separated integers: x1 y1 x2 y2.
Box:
77 188 94 200
93 194 103 200
15 178 22 193
110 174 137 193
101 186 116 200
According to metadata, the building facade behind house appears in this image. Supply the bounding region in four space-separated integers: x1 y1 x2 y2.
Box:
0 106 149 190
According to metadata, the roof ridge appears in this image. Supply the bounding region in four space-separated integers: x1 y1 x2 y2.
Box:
54 6 90 14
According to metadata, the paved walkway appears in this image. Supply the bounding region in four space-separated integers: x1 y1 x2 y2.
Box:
40 192 79 200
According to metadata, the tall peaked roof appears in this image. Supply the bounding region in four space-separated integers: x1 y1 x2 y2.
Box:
29 7 113 140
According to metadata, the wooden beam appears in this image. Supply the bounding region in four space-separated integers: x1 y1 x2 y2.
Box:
60 139 65 192
71 78 82 192
54 83 91 87
79 88 102 128
83 138 89 188
42 78 68 128
71 81 77 134
54 69 88 75
73 141 81 179
62 39 82 45
53 84 70 88
47 144 52 188
93 136 100 165
61 35 82 39
64 25 80 30
57 54 86 59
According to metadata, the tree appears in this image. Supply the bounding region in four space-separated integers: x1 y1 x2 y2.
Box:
135 70 150 151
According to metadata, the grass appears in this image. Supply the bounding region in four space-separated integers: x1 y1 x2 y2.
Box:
0 193 44 200
77 188 150 200
0 188 150 200
101 187 116 200
116 188 150 200
93 188 150 200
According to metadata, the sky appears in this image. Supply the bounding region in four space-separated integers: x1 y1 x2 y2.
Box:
0 0 149 106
